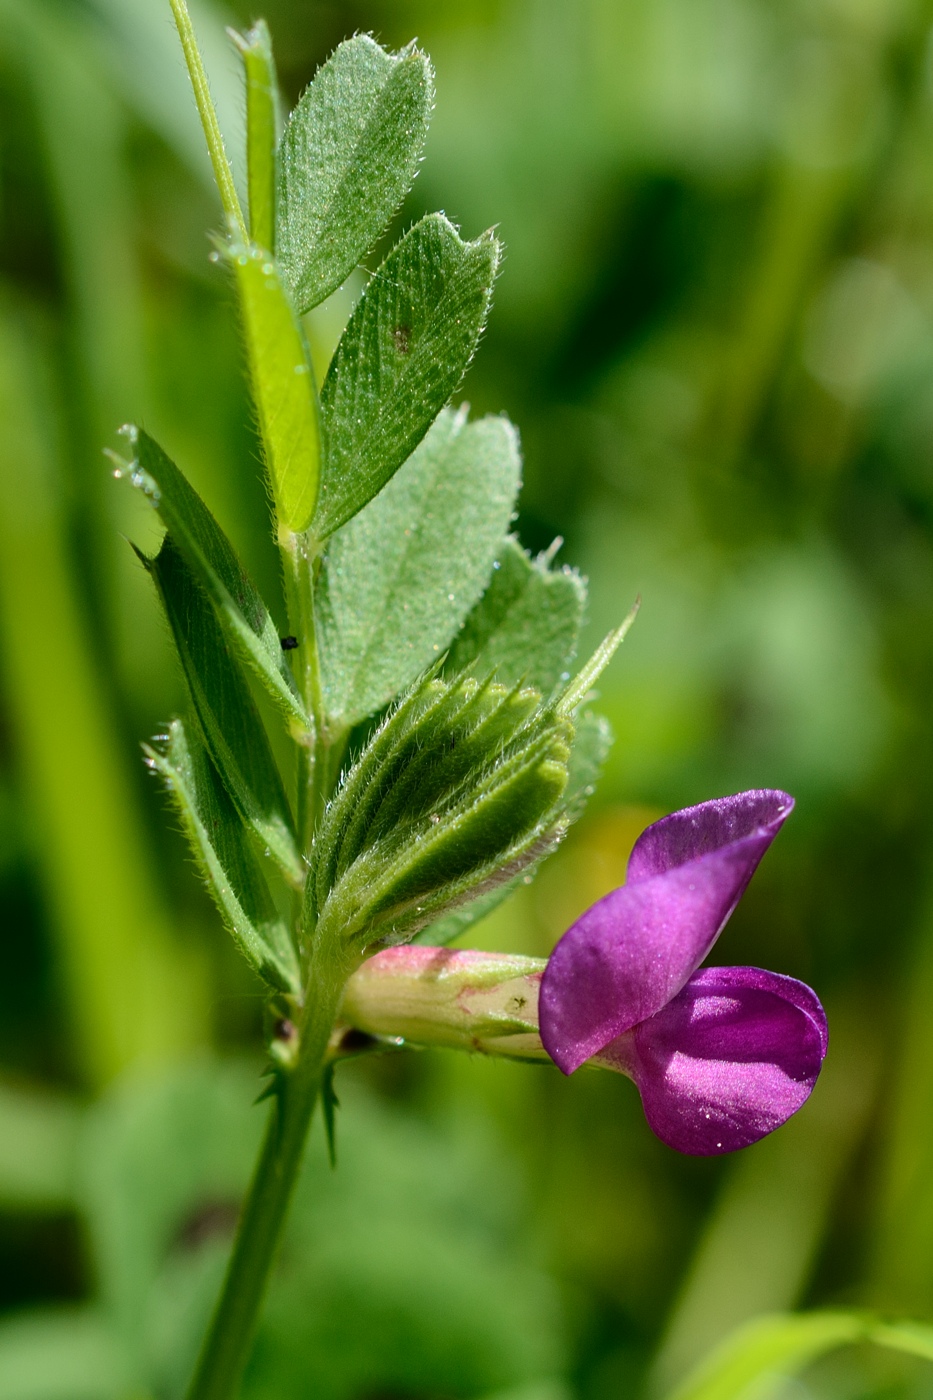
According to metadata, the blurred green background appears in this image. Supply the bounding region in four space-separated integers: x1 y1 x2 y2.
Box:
2 0 933 1395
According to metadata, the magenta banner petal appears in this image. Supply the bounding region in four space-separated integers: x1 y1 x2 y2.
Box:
626 789 794 883
539 791 794 1074
614 966 827 1155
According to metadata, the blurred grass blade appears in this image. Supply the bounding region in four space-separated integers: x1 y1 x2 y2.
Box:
0 1310 129 1400
0 306 204 1086
15 0 157 703
318 407 521 727
0 1082 81 1211
651 1005 876 1393
147 720 300 994
314 213 500 538
117 426 306 727
668 1313 933 1400
231 20 279 253
226 241 321 535
872 1321 933 1362
666 1314 867 1400
146 536 303 885
277 35 433 313
447 537 586 695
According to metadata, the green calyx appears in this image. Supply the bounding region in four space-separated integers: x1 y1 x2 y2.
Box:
309 672 575 952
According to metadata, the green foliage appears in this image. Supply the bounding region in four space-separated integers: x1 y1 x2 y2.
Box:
232 21 280 254
0 1064 566 1399
276 35 433 313
90 20 633 1386
563 710 614 821
226 241 321 535
122 15 617 1070
146 721 299 995
0 307 203 1087
446 538 586 695
15 0 933 1395
145 537 302 883
313 672 573 949
420 710 612 946
118 427 305 726
314 214 500 538
317 407 522 727
557 609 639 715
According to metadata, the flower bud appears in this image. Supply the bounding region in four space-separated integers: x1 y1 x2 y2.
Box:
310 672 573 950
338 946 550 1060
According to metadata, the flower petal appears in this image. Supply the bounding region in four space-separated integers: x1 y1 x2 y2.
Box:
601 966 828 1155
626 789 794 883
539 791 794 1074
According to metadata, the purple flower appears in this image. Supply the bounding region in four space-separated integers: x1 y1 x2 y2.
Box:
540 790 827 1155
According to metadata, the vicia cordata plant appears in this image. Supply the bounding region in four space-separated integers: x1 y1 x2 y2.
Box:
112 5 828 1396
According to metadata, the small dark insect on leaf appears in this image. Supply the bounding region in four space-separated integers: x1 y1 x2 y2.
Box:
393 324 412 355
274 1017 297 1042
280 635 299 651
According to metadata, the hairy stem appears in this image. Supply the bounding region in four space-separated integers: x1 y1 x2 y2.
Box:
185 948 346 1400
283 538 328 854
169 0 248 240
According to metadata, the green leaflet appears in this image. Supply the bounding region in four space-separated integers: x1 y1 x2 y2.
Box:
557 601 640 714
447 536 586 695
667 1313 933 1400
116 427 305 727
232 20 280 253
563 709 613 822
313 672 572 950
419 709 612 946
313 214 500 539
317 407 522 727
146 720 300 995
276 35 433 313
145 537 302 885
226 240 321 534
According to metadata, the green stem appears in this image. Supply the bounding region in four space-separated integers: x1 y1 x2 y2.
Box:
169 0 248 240
185 949 346 1400
283 538 328 854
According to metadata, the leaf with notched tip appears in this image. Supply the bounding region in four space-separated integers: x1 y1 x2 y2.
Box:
313 214 500 540
276 35 433 313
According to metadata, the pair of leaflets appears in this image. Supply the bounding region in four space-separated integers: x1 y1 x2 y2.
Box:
123 28 621 994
